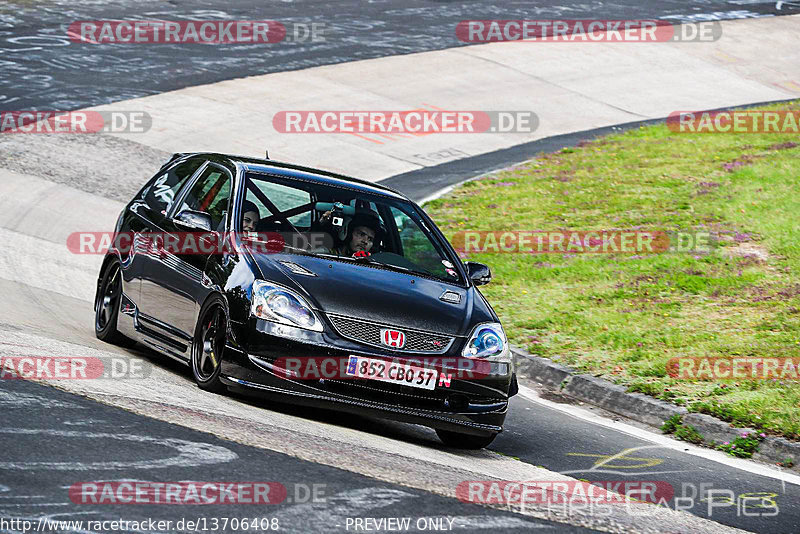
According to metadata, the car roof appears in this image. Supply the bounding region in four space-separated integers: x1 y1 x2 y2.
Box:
177 152 408 201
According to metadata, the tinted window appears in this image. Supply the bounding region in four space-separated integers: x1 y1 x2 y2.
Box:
390 206 453 280
179 166 232 231
144 158 204 214
242 172 462 284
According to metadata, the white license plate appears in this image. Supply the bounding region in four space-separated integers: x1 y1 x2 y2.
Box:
345 355 438 390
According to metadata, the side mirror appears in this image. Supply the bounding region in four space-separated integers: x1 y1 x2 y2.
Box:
465 261 492 286
174 209 213 232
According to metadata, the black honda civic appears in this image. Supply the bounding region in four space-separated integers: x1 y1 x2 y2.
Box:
95 152 517 448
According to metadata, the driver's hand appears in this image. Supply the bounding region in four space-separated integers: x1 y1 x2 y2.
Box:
320 210 333 223
352 250 370 258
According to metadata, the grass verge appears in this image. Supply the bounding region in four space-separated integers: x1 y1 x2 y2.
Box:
426 101 800 440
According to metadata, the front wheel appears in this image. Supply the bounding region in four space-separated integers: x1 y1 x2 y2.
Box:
436 428 497 449
95 260 127 345
191 298 228 393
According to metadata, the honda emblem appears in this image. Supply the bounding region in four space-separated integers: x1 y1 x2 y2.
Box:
380 329 405 349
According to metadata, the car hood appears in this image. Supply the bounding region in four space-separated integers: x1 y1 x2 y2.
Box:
250 253 491 336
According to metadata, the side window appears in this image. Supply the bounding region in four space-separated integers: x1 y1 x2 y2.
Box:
250 181 312 228
144 158 204 215
390 207 450 278
179 167 232 231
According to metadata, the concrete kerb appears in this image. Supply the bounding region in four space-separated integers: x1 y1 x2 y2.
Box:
511 346 800 472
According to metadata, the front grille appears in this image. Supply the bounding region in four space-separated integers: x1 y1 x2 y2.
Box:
326 314 454 353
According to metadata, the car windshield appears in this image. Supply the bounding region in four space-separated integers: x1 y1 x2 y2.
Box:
240 171 463 284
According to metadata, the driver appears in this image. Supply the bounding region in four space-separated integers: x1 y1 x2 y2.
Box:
329 211 383 257
242 200 260 232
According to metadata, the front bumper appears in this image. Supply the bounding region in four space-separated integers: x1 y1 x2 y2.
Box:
220 318 515 436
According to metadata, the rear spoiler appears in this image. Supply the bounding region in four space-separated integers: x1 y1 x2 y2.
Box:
158 152 189 171
159 150 270 171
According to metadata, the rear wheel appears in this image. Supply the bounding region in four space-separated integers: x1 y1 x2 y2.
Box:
191 298 228 393
436 428 497 449
95 260 127 345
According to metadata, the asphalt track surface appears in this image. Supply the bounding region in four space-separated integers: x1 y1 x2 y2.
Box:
2 213 800 534
500 388 800 533
1 0 800 110
2 1 800 534
0 378 586 534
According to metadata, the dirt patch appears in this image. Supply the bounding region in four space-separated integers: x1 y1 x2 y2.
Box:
736 255 764 269
552 169 573 182
617 274 660 289
697 181 722 195
722 242 769 262
777 284 800 299
723 160 749 172
768 142 798 151
749 284 800 303
722 154 764 173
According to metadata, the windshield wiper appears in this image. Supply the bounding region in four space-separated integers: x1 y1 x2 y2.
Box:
301 250 340 260
353 257 449 281
270 248 457 282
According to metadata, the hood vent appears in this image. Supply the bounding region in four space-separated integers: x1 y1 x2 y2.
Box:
440 291 462 304
278 260 317 277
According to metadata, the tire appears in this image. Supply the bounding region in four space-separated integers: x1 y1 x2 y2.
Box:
436 428 497 449
191 297 228 393
95 260 128 345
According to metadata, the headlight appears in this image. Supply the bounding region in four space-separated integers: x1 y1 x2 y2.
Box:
462 322 507 360
251 280 323 332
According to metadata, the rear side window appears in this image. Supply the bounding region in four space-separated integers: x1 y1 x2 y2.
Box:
144 158 204 214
